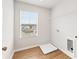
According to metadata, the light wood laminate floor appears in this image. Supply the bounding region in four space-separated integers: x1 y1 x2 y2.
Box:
12 47 71 59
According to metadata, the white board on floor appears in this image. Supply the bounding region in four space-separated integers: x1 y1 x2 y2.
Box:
39 43 57 54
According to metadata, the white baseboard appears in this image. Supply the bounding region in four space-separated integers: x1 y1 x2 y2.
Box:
59 48 74 59
10 50 15 59
14 45 39 52
10 45 38 59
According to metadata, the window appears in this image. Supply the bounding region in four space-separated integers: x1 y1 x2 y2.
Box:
20 10 38 37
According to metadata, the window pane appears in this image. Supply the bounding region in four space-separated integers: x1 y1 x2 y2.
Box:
20 11 38 24
20 10 38 37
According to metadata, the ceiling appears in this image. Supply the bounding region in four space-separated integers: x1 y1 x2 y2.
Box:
15 0 61 9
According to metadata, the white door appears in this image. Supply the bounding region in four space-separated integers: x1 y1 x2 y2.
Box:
2 0 14 59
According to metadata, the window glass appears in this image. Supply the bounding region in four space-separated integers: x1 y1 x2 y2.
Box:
20 10 38 37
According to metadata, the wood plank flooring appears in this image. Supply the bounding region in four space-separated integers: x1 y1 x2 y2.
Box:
12 47 71 59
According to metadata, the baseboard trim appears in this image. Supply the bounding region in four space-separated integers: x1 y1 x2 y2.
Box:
59 48 74 59
10 50 15 59
14 45 39 52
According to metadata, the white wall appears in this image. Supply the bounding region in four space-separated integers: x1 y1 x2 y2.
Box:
2 0 14 59
14 1 51 50
51 0 77 58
